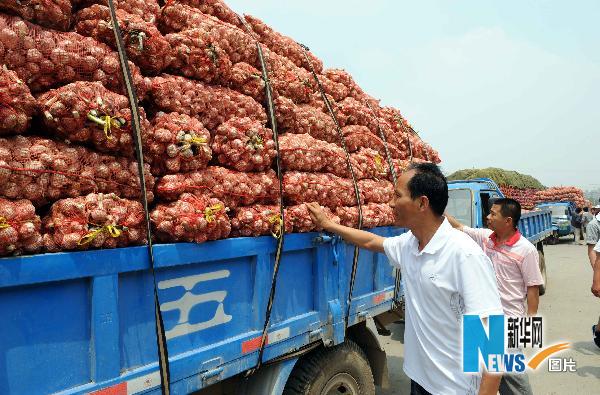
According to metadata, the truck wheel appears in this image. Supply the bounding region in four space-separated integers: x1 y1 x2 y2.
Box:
283 340 375 395
538 251 547 296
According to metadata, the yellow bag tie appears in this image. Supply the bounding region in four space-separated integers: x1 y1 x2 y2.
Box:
268 213 284 239
189 136 208 147
103 115 124 140
374 154 386 174
78 224 123 246
204 204 224 223
248 133 264 149
0 216 11 230
87 110 123 140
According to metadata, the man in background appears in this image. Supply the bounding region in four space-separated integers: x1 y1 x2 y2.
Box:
447 198 543 395
586 205 600 348
582 207 594 239
572 208 583 244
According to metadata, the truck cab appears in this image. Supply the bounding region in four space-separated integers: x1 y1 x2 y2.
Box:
535 202 576 244
446 178 503 229
446 178 552 295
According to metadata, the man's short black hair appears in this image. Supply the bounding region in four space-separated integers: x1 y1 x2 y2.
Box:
584 207 589 212
407 162 448 216
493 198 521 229
576 207 582 214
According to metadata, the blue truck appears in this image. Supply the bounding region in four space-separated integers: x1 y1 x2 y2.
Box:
534 201 577 244
446 178 553 295
0 226 405 395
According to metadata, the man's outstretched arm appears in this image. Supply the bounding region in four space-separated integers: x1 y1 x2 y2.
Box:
445 213 465 231
306 202 385 253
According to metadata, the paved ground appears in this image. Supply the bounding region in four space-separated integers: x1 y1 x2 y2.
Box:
376 238 600 395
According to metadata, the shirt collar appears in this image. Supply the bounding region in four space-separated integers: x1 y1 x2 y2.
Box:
489 230 521 247
411 218 452 256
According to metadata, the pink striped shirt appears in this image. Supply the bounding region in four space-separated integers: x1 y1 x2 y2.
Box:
462 227 544 317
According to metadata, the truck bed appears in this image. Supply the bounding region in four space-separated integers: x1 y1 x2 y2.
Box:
0 227 404 395
518 210 553 244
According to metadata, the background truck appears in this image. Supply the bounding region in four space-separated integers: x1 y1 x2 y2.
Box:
0 227 405 395
535 201 577 244
446 178 553 295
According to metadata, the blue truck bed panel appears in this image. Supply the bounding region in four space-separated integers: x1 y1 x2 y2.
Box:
517 210 553 244
0 226 404 395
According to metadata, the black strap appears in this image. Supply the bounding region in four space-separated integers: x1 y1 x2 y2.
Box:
236 15 286 375
364 101 397 185
364 101 403 309
106 2 171 393
298 44 363 331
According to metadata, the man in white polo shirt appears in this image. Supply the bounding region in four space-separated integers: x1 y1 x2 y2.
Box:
307 163 503 395
447 198 543 395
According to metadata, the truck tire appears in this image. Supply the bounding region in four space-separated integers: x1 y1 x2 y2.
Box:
538 251 547 296
283 340 375 395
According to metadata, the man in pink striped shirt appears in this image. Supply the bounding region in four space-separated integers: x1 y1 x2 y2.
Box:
447 198 543 395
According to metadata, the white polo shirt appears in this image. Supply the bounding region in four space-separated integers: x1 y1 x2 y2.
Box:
383 219 503 395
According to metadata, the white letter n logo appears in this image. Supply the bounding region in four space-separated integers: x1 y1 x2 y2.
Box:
158 270 233 340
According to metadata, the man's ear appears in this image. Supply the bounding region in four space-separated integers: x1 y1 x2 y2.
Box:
419 195 430 212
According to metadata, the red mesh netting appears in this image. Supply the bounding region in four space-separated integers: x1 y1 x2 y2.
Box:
264 47 314 103
0 65 36 135
75 5 173 75
324 68 374 105
0 198 43 256
389 159 410 181
286 203 340 233
274 96 337 143
335 96 378 133
342 125 403 159
158 4 252 57
230 205 290 237
0 0 73 31
230 203 342 237
336 203 395 229
38 81 150 158
151 193 230 243
165 28 232 83
212 117 275 172
42 192 146 252
535 186 588 208
243 14 323 74
75 0 160 24
0 135 154 206
0 13 150 96
499 186 538 211
317 74 350 102
349 148 390 180
147 112 211 176
283 171 361 208
149 74 266 131
228 62 265 102
156 166 278 208
358 179 394 204
166 0 243 28
279 133 347 176
158 4 313 103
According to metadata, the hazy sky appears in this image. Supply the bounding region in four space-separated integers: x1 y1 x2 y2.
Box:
226 0 600 190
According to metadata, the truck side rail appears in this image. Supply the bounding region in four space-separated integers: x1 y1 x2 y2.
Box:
0 227 404 394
